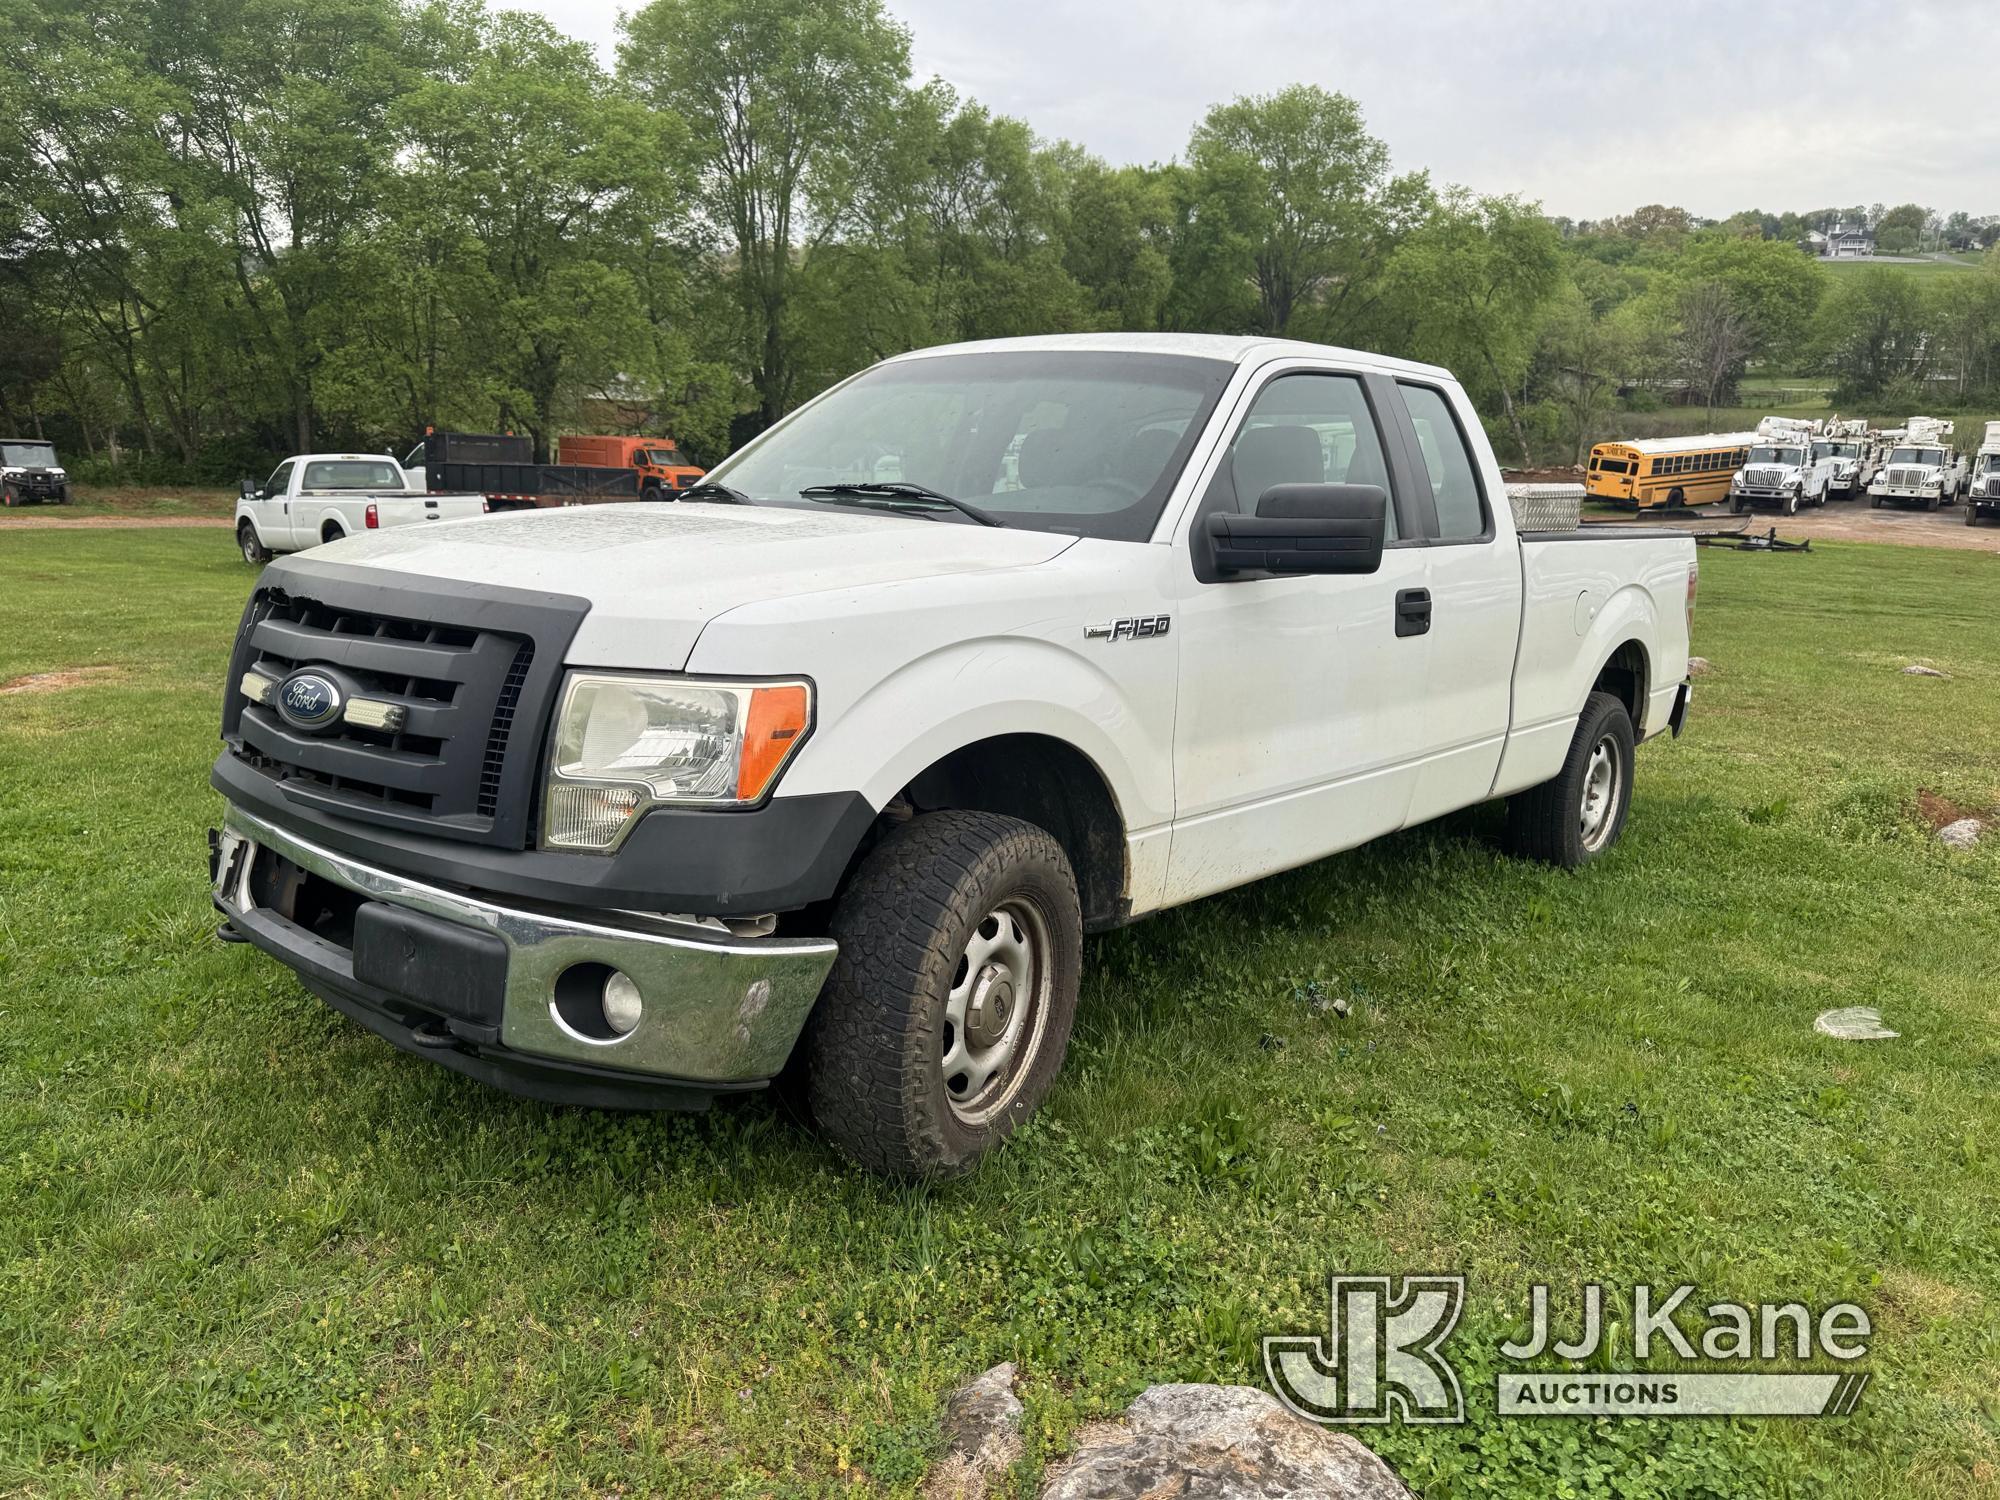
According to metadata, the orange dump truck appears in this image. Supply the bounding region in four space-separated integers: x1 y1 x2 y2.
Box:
555 436 705 500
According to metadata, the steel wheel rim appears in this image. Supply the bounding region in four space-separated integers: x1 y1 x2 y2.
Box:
240 530 258 561
941 897 1051 1126
1579 735 1622 851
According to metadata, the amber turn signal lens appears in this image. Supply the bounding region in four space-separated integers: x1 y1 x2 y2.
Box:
736 684 811 801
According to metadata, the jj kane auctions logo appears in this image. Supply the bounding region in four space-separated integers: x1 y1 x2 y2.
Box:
1265 1276 1872 1425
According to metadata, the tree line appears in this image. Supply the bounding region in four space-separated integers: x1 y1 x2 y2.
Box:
5 0 2000 482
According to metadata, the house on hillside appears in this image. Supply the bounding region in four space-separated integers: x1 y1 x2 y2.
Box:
1812 221 1874 258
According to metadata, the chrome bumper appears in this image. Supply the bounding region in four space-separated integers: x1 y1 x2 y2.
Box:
212 804 837 1089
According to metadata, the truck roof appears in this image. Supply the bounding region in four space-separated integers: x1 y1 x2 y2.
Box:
883 331 1457 382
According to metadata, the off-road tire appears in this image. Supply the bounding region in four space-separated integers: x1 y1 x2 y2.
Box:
1505 690 1636 869
803 810 1082 1179
238 521 272 564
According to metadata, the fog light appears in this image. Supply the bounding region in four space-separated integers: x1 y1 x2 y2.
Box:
602 970 643 1035
550 962 642 1044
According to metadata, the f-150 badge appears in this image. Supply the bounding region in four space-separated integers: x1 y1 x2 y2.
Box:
1085 615 1171 641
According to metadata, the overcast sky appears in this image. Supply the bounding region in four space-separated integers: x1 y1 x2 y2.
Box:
508 0 1997 220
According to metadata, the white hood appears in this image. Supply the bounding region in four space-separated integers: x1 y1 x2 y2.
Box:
307 501 1078 669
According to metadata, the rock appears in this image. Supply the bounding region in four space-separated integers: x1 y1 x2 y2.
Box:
1938 817 1984 849
1815 1007 1899 1041
1902 664 1949 678
927 1364 1024 1500
1039 1384 1409 1500
1687 656 1712 676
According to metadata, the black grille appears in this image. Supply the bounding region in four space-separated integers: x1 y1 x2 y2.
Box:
222 562 588 848
478 644 535 816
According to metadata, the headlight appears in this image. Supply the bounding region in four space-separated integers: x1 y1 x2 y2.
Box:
542 673 812 851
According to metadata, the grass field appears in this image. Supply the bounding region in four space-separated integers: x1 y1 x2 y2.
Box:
1 484 234 522
1821 255 1983 278
3 532 1998 1497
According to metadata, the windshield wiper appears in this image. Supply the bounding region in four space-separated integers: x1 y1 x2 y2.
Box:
679 481 754 504
799 482 1009 528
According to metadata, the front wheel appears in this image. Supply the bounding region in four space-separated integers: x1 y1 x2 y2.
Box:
803 810 1082 1178
238 521 272 564
1926 494 1939 512
1505 690 1636 869
1784 490 1800 516
1731 493 1748 514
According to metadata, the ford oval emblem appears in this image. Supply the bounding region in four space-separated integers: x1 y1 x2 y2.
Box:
276 670 344 732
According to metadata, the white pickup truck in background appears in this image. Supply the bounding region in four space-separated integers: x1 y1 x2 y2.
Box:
235 454 487 563
210 334 1695 1177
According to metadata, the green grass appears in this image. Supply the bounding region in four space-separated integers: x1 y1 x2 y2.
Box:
3 533 1998 1497
0 484 234 521
1821 256 1980 277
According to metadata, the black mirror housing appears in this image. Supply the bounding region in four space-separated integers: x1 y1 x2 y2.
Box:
239 478 257 498
1206 483 1388 576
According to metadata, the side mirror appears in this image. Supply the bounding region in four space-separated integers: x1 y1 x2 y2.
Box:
239 479 257 499
1205 483 1387 577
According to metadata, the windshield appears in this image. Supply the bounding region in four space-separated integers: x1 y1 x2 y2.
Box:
302 459 405 490
1748 445 1802 466
1 441 57 467
1887 447 1945 466
709 350 1237 540
644 447 685 466
1813 442 1860 460
1983 455 2000 473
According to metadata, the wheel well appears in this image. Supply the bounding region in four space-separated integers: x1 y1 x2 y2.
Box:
1594 640 1649 728
895 734 1128 932
320 520 345 543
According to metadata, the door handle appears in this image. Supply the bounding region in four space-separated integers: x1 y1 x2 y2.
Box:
1395 587 1432 638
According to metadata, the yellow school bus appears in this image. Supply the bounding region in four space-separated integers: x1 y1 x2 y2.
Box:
1586 433 1759 510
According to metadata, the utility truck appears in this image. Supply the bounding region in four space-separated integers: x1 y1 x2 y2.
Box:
1868 417 1961 510
1811 419 1869 500
209 334 1696 1178
1730 417 1828 513
556 434 706 500
235 454 488 563
1966 421 2000 527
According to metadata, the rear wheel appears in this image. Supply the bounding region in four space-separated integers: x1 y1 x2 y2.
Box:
238 521 272 564
1506 690 1636 870
803 810 1082 1178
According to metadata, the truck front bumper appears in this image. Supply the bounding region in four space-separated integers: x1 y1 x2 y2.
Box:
210 804 838 1109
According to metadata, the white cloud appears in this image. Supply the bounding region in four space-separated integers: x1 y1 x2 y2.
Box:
511 0 2000 218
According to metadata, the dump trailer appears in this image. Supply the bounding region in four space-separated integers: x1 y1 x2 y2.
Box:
403 432 640 512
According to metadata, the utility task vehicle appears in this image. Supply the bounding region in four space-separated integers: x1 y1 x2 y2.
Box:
1868 417 1962 510
1966 421 2000 527
1730 417 1828 513
209 335 1696 1178
0 438 69 505
235 455 487 562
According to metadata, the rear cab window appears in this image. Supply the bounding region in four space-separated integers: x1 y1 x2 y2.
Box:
1396 382 1489 540
303 460 404 491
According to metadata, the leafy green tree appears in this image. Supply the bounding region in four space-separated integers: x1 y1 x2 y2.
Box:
1382 192 1561 464
1672 233 1825 369
619 0 912 428
397 9 672 457
1186 85 1430 340
1814 268 1925 401
1536 278 1634 463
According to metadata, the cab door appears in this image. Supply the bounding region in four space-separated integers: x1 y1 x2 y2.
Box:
1163 365 1437 907
1383 379 1521 822
252 460 294 546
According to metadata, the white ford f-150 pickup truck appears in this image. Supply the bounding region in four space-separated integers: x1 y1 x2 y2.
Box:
209 335 1695 1177
235 453 487 563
